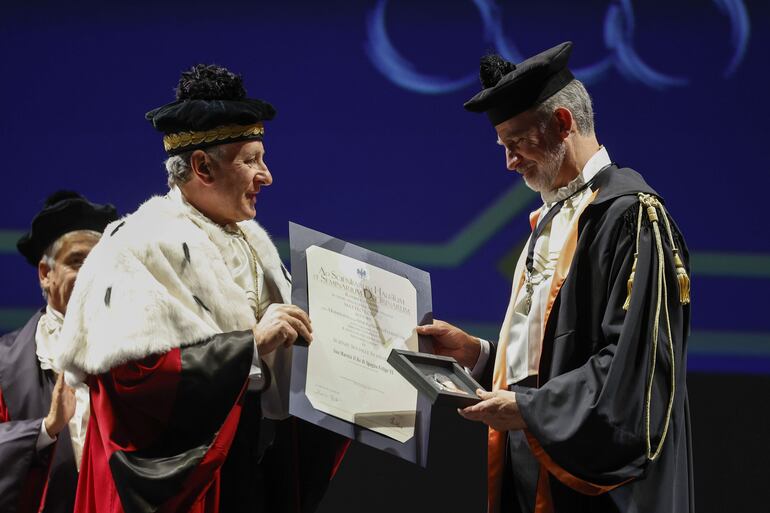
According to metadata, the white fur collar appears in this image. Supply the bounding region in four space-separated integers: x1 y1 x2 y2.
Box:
56 193 289 376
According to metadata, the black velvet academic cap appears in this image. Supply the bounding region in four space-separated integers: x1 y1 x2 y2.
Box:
145 64 276 156
464 42 574 126
17 191 118 266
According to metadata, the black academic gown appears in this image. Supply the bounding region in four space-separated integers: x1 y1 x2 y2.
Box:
487 167 694 513
0 310 79 513
219 384 348 513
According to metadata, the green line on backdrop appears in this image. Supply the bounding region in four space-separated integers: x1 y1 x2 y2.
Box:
3 180 769 278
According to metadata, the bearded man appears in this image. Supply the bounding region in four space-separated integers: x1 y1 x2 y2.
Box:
56 64 344 513
418 42 694 512
0 191 117 513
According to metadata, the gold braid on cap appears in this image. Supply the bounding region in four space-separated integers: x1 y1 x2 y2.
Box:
163 123 264 153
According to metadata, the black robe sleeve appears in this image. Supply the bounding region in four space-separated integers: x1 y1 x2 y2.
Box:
0 388 52 513
516 201 689 491
479 339 497 391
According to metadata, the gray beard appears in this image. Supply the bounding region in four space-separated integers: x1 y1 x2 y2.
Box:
523 139 566 193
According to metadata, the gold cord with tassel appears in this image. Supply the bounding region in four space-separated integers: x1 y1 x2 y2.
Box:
658 208 691 305
633 193 677 461
622 259 637 311
623 196 691 310
673 252 690 305
623 201 644 311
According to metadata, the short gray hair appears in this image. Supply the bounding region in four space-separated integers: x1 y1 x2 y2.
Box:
164 146 225 188
535 79 595 136
40 229 101 299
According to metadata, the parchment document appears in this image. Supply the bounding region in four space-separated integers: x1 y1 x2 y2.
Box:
305 245 419 442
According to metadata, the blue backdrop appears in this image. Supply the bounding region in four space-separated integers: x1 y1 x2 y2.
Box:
2 0 768 373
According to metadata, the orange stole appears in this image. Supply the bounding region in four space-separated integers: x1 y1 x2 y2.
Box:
486 208 538 513
487 190 599 513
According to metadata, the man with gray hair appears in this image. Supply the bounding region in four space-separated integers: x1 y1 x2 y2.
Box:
0 191 117 513
418 42 693 512
56 64 344 513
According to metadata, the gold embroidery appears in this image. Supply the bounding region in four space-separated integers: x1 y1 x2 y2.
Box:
163 123 264 152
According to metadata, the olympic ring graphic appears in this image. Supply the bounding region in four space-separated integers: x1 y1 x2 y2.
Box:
365 0 750 93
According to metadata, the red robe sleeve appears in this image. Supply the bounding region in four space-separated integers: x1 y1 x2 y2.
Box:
74 330 255 513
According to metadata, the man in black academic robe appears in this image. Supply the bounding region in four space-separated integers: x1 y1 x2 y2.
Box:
0 191 117 513
418 42 693 512
0 310 78 513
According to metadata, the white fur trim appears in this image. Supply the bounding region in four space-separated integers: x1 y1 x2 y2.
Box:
56 195 283 376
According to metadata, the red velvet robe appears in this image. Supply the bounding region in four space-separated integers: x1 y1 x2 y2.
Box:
73 331 254 513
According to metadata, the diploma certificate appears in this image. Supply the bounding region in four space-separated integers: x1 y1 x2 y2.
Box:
305 245 419 442
289 222 433 465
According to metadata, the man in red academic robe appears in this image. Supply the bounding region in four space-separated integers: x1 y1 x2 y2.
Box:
56 64 345 513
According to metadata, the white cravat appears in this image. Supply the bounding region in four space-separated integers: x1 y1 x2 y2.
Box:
35 306 90 472
169 187 271 389
504 147 612 385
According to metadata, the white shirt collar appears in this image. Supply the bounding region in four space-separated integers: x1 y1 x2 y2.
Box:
541 146 611 205
582 146 611 182
35 305 65 371
168 186 267 318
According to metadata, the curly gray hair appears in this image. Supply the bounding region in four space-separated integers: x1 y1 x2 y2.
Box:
164 146 225 188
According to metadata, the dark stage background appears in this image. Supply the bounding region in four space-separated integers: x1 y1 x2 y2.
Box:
1 1 768 511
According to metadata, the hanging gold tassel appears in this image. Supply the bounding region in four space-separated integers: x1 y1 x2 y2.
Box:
624 193 691 311
654 196 692 307
624 199 645 312
673 250 690 305
623 256 637 311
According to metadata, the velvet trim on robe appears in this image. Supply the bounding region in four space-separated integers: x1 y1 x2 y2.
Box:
53 190 348 513
55 191 348 513
0 311 78 513
73 330 254 513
